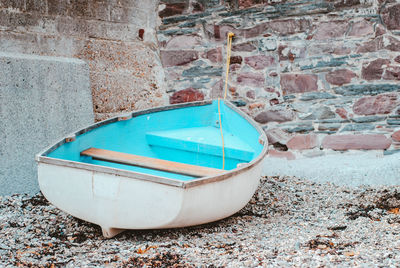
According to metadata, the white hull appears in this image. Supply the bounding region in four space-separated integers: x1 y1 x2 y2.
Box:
36 101 268 238
38 160 263 238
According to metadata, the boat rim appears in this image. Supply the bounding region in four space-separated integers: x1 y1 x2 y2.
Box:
36 100 268 189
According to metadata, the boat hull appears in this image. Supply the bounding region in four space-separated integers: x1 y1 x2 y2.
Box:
36 101 268 238
38 159 262 237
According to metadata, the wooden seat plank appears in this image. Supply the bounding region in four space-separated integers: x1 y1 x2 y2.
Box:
81 147 224 178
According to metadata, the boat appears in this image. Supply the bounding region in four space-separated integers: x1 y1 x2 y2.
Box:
36 100 268 238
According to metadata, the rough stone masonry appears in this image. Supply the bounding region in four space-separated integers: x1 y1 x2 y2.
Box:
1 0 399 175
157 0 400 159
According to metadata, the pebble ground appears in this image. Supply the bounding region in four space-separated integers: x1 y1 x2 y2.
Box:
1 176 400 267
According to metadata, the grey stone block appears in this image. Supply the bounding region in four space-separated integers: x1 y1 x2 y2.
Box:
351 116 386 123
334 84 400 96
340 123 375 132
182 66 222 78
300 92 336 101
388 119 400 125
0 52 94 195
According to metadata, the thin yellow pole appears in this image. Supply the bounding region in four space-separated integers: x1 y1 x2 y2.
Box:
219 32 234 170
223 32 234 100
217 97 225 169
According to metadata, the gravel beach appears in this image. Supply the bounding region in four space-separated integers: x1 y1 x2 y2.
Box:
1 175 400 267
263 152 400 187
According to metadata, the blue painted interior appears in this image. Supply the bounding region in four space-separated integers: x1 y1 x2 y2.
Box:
146 127 254 162
48 100 264 181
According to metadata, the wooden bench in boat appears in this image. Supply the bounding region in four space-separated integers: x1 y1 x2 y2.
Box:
81 148 224 178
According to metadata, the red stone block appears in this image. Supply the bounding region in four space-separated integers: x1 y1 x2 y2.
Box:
219 25 239 40
237 72 265 87
392 130 400 142
357 36 400 53
361 59 390 80
232 42 257 52
268 149 296 160
333 46 352 55
229 87 236 94
249 103 265 110
244 19 310 38
230 64 241 72
353 93 398 115
313 21 348 40
244 22 268 38
204 47 222 63
381 3 400 31
383 66 400 80
287 134 318 150
269 98 279 106
280 74 318 95
268 19 311 36
348 20 374 37
169 88 204 104
213 24 220 39
375 24 386 37
160 50 198 67
238 0 266 9
245 55 275 70
335 108 348 119
266 128 291 145
254 109 295 124
322 134 391 150
230 56 243 64
159 3 186 18
357 37 382 53
387 36 400 51
192 1 204 12
166 35 201 49
246 90 255 99
326 69 357 86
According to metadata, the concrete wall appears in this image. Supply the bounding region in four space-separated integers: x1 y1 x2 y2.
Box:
0 0 168 195
157 0 400 159
0 52 94 195
0 0 166 121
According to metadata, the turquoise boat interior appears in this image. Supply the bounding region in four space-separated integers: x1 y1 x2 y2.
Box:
47 100 264 181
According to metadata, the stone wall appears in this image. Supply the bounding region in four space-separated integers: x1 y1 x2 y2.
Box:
1 0 399 161
0 0 166 121
158 0 400 158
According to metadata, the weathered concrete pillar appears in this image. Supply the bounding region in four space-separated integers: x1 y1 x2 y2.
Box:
0 52 94 195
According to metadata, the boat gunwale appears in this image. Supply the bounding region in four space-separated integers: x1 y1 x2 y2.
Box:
36 100 268 189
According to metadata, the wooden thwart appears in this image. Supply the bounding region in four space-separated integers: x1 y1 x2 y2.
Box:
81 148 224 178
